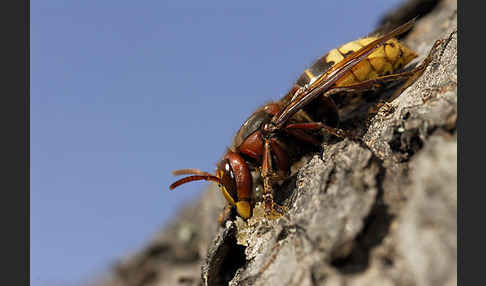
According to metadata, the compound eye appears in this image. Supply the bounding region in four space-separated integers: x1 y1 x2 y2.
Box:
218 159 238 202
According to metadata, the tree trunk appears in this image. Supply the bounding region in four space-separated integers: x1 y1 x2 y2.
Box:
96 0 457 285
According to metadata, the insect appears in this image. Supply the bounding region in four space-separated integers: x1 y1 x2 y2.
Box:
170 19 443 222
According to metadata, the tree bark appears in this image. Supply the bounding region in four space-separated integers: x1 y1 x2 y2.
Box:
95 0 457 285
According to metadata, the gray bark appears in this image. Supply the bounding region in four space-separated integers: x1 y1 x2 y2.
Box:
94 0 457 285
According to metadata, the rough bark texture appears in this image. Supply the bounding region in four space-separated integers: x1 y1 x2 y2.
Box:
93 0 457 285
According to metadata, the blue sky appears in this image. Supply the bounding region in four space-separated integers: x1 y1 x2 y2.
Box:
30 1 404 285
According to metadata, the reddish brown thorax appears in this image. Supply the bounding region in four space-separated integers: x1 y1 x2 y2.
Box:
232 103 290 168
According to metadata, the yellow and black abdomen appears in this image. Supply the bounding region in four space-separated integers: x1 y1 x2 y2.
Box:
285 36 418 125
296 37 417 88
334 37 417 86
